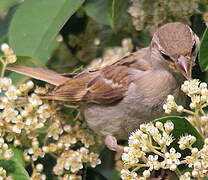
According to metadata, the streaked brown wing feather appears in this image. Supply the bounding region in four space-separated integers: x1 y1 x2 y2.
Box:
43 51 151 104
43 71 127 104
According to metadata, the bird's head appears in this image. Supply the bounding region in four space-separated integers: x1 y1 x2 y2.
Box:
151 22 200 79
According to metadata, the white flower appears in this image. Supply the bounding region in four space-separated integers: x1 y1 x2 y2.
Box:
121 169 138 180
178 135 196 150
163 95 177 114
204 138 208 145
26 81 34 89
155 122 163 129
0 77 12 90
36 164 44 172
147 155 160 170
1 43 9 52
163 148 181 168
143 170 150 177
177 105 184 112
28 94 42 107
164 121 174 133
5 85 20 100
179 172 191 180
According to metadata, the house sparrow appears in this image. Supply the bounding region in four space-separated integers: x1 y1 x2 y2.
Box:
7 22 200 151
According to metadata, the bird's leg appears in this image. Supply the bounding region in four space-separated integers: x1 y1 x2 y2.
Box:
104 135 124 152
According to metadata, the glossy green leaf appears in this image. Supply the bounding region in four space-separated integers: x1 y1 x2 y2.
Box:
8 56 45 68
84 0 128 29
9 146 25 166
6 55 45 84
8 73 28 85
0 0 19 11
108 0 128 30
191 14 207 38
0 146 29 180
9 0 85 62
153 116 204 150
0 8 15 44
199 27 208 72
84 0 111 25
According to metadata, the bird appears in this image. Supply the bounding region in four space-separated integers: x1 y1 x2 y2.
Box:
7 22 200 151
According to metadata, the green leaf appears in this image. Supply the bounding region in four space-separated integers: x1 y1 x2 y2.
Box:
191 14 207 38
8 73 28 85
0 0 19 11
199 27 208 72
108 0 129 30
153 116 204 150
0 8 15 44
9 56 45 68
9 0 85 62
84 0 111 25
6 55 45 84
0 146 29 180
9 146 25 167
97 169 120 180
84 0 128 29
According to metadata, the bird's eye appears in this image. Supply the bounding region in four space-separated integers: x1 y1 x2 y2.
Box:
160 51 171 61
192 42 196 53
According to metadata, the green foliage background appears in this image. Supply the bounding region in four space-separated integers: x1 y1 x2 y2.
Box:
0 0 208 179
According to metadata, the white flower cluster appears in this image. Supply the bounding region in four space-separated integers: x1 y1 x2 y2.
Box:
0 45 101 179
53 147 101 175
164 79 208 112
121 120 208 179
0 138 13 160
163 79 208 137
88 38 133 70
121 79 208 179
0 167 12 180
178 135 196 150
1 43 17 64
128 0 206 32
181 79 208 109
181 138 208 178
0 77 101 178
30 163 46 180
163 95 179 114
121 121 177 179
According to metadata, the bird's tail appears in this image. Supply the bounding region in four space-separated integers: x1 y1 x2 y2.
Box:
7 66 70 86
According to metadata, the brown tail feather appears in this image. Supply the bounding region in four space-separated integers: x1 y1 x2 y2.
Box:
7 66 70 86
38 95 77 101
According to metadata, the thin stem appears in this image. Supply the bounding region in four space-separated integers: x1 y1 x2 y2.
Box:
1 63 6 77
132 164 147 172
0 57 4 64
201 103 208 109
175 168 182 177
198 177 204 180
152 149 164 158
182 109 195 116
49 153 58 159
199 108 206 116
0 57 7 77
194 112 203 136
151 145 161 150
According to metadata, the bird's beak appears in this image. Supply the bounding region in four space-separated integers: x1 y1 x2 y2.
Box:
175 56 192 79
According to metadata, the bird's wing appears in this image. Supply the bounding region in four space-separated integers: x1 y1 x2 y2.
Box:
43 50 152 104
7 66 70 86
